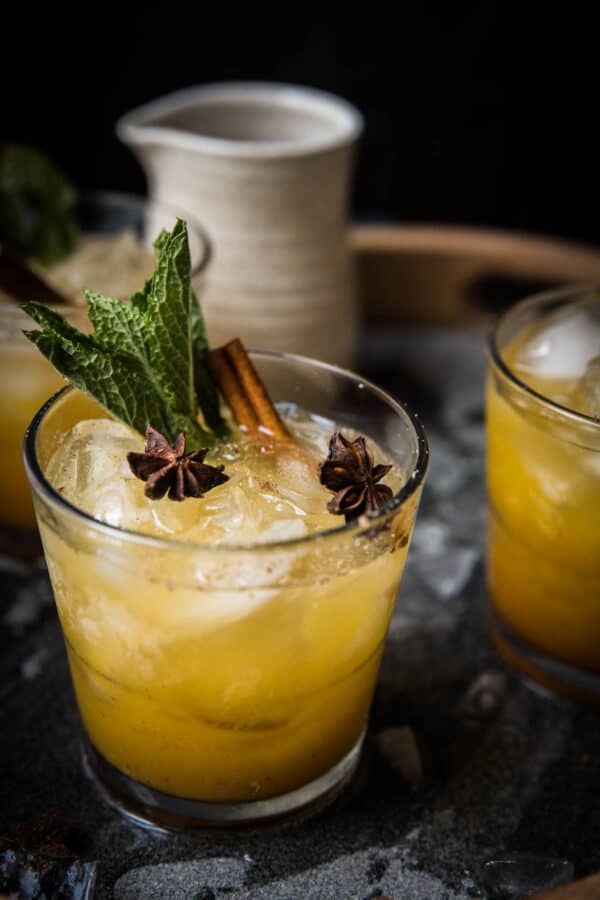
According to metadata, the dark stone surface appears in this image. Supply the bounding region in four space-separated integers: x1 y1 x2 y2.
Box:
1 330 599 900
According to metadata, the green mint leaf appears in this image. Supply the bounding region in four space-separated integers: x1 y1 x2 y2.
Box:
191 291 209 356
86 290 148 361
142 219 196 421
85 291 219 448
22 301 176 439
0 143 80 263
152 227 228 437
153 229 169 256
130 275 153 313
21 220 224 450
154 227 228 436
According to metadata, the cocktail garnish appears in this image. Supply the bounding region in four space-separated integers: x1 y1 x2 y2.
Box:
208 338 290 444
320 432 393 521
22 219 227 450
0 143 80 263
127 425 229 501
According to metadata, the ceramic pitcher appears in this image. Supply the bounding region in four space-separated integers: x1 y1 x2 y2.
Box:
117 83 363 367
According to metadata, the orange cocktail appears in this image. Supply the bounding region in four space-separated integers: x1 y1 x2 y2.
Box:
486 287 600 699
25 354 428 828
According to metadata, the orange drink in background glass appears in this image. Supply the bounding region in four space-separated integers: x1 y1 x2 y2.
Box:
486 287 600 700
0 305 67 532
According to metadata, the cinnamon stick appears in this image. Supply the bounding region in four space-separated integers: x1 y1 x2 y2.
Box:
207 346 261 434
207 338 290 443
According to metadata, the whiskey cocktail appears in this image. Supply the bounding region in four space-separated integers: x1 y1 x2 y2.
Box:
22 221 428 827
487 287 600 700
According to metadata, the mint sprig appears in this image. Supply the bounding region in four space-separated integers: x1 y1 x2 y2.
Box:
0 143 79 263
23 219 227 449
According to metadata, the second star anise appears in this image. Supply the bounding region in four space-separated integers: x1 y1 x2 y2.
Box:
127 426 229 501
319 431 393 521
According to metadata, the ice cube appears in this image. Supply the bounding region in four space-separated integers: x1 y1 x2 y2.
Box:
255 517 306 543
480 854 573 898
425 430 471 498
46 419 202 535
166 586 278 634
196 483 265 537
410 519 479 600
46 230 155 303
274 448 329 515
514 302 600 380
572 354 600 417
287 410 337 457
46 418 139 507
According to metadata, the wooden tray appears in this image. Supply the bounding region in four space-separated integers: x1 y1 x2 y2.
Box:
351 224 600 325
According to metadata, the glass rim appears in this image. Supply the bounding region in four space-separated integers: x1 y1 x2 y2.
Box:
23 349 429 554
78 189 212 278
487 283 600 431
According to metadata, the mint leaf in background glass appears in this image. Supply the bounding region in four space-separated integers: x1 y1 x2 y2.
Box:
22 219 222 449
0 144 80 263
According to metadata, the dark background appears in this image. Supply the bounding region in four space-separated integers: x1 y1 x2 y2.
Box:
4 8 600 246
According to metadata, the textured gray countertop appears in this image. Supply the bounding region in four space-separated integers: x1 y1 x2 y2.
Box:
1 329 599 900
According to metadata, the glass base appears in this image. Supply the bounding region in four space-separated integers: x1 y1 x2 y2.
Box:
488 608 600 705
82 731 365 832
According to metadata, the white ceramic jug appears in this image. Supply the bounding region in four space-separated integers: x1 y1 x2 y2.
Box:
117 83 363 366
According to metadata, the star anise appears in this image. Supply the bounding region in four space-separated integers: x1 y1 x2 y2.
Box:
319 432 393 521
127 426 229 501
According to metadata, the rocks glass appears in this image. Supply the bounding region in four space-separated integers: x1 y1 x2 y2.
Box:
486 286 600 702
24 352 428 828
